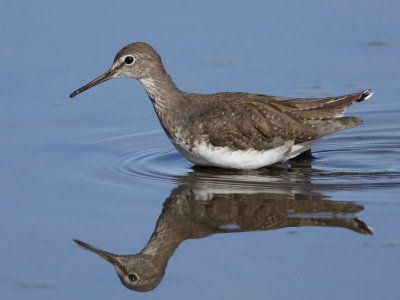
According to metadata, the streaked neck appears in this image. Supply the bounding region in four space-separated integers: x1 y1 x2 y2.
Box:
138 70 182 114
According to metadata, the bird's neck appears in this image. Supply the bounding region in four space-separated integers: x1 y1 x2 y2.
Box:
139 198 194 259
139 224 183 268
138 70 183 115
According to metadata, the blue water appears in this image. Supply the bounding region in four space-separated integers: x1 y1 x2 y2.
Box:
1 1 400 299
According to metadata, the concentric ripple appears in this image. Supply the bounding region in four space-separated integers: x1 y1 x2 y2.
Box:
120 146 188 181
65 128 189 190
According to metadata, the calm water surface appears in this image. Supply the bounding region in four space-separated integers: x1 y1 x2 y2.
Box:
1 1 400 299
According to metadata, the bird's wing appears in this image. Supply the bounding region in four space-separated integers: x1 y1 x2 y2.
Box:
195 100 321 151
189 90 370 151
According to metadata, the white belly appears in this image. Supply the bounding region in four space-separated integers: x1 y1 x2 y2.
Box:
173 140 319 170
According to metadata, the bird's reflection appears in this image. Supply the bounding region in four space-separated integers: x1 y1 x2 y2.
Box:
74 165 372 292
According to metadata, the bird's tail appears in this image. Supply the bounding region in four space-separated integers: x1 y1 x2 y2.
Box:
357 89 374 102
318 116 363 136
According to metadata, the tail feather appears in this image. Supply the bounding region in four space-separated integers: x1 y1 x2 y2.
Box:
317 116 363 136
357 89 374 102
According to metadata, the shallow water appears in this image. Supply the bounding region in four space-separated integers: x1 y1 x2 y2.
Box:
1 1 400 299
67 111 400 297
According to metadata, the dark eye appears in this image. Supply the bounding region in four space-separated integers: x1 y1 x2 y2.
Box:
125 56 134 64
128 273 138 282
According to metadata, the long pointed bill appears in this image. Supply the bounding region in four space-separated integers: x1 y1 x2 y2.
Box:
69 69 114 98
73 239 120 266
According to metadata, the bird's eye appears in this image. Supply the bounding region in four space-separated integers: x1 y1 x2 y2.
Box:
128 273 138 282
125 56 134 64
